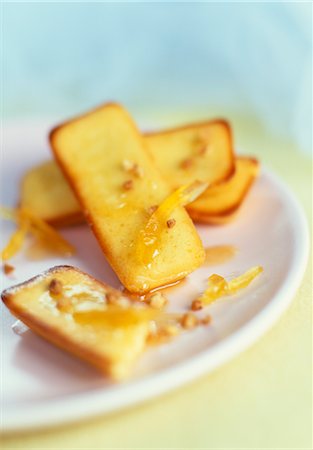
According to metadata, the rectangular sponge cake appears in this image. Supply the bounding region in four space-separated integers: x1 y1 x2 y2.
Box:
146 119 234 189
50 104 205 293
1 266 151 379
20 118 234 226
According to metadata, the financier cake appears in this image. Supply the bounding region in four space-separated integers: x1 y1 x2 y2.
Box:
20 118 235 226
187 157 260 223
1 266 154 379
145 118 234 189
50 103 205 293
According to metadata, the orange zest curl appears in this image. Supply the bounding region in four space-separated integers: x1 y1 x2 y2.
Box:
73 305 183 329
137 181 208 263
73 306 158 328
1 221 29 260
200 266 263 305
1 206 75 261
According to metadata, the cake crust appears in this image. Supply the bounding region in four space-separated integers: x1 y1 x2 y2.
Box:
1 265 151 379
50 103 205 293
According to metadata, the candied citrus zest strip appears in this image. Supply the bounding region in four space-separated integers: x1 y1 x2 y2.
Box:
201 274 229 304
30 228 74 256
1 221 29 261
228 266 263 293
138 180 208 262
200 266 263 305
19 207 75 256
73 306 181 328
73 306 160 327
154 180 209 224
1 205 75 259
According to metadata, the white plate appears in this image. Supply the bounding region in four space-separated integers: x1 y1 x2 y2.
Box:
0 121 309 432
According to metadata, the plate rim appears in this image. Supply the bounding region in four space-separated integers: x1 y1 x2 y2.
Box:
1 167 309 433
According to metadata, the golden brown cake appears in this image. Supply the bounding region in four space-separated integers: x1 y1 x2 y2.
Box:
1 266 153 379
20 161 81 226
20 155 256 227
50 103 205 293
146 119 234 188
187 157 260 223
20 118 234 227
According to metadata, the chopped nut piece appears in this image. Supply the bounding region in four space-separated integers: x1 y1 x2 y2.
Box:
122 160 144 178
147 324 180 345
147 291 168 309
106 292 119 305
123 179 134 190
146 330 163 345
180 313 198 329
201 315 212 325
48 278 63 296
163 324 180 337
133 164 144 178
197 144 208 156
197 129 210 142
166 218 176 229
3 263 15 275
122 159 135 172
106 292 130 307
191 299 203 311
116 296 132 308
147 205 158 215
56 296 72 313
181 158 193 169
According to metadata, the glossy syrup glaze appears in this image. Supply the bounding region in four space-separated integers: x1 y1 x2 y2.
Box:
203 245 237 266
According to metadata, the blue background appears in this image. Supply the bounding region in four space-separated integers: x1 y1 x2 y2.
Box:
3 2 312 153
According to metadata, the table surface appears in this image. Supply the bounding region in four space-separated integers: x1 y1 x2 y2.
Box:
2 114 312 450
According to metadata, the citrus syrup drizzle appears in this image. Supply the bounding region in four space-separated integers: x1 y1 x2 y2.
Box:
122 278 186 303
137 181 208 264
203 245 237 266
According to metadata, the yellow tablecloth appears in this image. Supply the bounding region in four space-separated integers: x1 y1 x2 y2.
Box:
2 114 312 449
